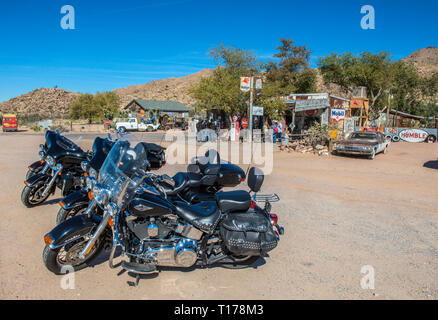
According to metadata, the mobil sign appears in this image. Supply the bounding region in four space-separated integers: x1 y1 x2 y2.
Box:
398 129 429 142
330 108 345 122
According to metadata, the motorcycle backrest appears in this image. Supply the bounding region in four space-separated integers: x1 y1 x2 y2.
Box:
248 167 264 193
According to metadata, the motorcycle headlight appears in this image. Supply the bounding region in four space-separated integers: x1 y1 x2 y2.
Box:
56 163 63 170
92 184 110 206
89 168 98 179
46 156 55 166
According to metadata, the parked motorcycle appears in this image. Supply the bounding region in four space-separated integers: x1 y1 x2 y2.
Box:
21 130 91 208
56 137 166 224
42 136 283 283
56 136 115 224
25 130 83 180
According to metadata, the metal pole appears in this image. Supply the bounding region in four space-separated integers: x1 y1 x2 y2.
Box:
249 77 254 141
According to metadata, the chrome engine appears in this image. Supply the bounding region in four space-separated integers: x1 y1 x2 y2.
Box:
126 214 202 267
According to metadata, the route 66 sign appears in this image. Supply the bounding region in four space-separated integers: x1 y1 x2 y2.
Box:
330 109 345 122
240 77 251 92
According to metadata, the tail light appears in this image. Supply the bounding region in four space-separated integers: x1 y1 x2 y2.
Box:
250 201 256 209
270 214 278 225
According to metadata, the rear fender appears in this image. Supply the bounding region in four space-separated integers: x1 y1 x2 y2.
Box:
24 173 50 188
45 214 102 249
60 189 89 209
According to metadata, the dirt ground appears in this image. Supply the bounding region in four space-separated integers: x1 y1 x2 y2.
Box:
0 133 437 300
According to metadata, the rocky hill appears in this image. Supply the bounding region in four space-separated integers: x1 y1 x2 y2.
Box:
113 68 214 108
402 46 438 77
0 88 79 118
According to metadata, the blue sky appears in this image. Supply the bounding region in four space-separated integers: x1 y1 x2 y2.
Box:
0 0 436 102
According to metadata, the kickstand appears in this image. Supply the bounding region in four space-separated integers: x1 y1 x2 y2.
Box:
135 274 140 287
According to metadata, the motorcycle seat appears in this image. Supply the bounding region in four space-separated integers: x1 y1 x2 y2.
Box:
173 201 220 233
159 172 202 196
215 190 252 213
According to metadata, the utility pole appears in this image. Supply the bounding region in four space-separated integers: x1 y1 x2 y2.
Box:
386 90 391 128
248 77 254 141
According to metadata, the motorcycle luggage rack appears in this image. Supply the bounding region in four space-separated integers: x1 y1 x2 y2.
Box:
253 193 280 203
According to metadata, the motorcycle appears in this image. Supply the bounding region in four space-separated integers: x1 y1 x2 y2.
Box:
21 130 91 208
55 148 245 223
25 130 83 180
56 137 166 224
42 136 284 284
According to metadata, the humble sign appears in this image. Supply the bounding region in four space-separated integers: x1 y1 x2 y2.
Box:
399 129 429 142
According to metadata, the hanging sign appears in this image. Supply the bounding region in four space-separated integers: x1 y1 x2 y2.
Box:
240 77 251 92
330 108 346 122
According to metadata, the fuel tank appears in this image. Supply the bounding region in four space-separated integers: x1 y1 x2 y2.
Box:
128 192 174 217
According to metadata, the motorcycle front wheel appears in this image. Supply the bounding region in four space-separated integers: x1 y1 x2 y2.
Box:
42 237 103 275
21 182 50 208
56 206 88 225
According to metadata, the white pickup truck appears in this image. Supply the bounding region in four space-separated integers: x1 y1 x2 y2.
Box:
115 118 160 132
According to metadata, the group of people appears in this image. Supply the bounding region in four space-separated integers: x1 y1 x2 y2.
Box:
262 120 284 143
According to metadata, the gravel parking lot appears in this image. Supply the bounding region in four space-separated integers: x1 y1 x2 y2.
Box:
0 132 437 299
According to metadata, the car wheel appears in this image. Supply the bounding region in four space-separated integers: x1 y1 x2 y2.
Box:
369 149 376 160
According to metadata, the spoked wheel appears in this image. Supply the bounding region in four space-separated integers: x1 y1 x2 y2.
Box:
56 206 88 225
43 237 103 275
21 182 50 208
219 255 260 269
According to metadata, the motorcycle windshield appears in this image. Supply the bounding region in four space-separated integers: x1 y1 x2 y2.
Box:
88 137 114 171
98 136 150 206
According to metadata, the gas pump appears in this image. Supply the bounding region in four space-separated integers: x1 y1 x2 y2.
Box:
230 121 240 142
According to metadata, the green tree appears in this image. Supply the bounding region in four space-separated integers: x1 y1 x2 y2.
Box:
189 44 260 120
70 92 121 123
318 51 394 116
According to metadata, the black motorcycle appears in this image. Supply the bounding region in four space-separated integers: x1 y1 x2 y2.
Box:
25 130 82 180
56 138 166 224
21 130 90 208
55 148 244 223
42 136 283 284
56 136 115 224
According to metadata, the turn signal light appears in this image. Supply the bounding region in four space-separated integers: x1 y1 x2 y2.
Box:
108 218 114 227
59 201 66 208
88 192 93 200
44 233 53 246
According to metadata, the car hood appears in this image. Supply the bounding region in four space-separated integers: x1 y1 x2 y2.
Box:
337 140 377 146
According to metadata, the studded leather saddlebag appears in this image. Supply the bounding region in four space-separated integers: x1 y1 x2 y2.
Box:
220 212 278 256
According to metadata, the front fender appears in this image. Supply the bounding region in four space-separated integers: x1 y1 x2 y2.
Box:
28 160 44 172
60 189 89 209
45 214 102 249
24 173 50 188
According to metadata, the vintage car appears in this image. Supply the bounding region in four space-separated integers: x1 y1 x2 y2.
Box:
334 131 390 160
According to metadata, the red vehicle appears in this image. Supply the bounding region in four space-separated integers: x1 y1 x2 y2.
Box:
2 114 18 132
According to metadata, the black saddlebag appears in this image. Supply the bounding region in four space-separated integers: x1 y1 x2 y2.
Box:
220 212 278 256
